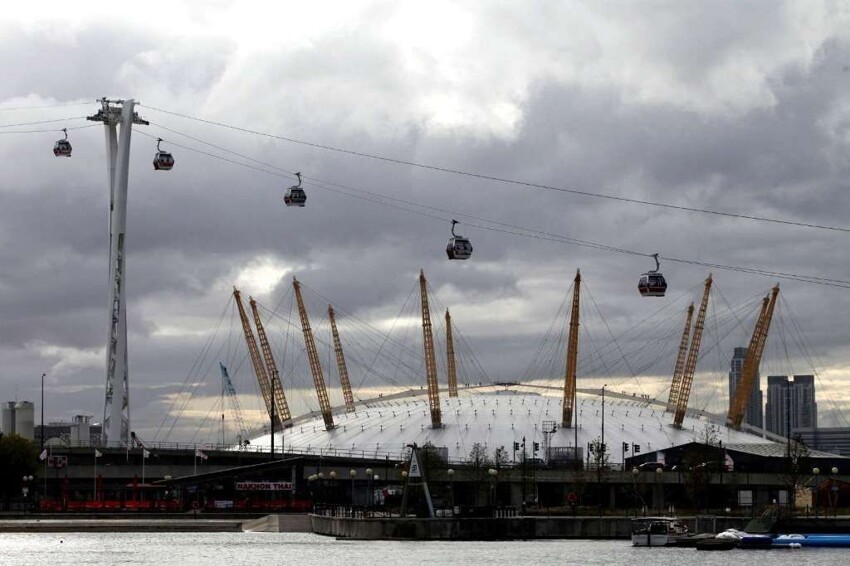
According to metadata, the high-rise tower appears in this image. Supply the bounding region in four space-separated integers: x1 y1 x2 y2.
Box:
728 347 763 428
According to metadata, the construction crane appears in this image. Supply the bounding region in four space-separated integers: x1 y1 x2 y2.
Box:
667 303 695 413
445 309 459 398
673 274 712 428
249 297 292 425
293 278 335 430
328 305 356 413
728 285 780 429
233 287 280 429
562 270 581 428
219 362 250 445
420 270 442 428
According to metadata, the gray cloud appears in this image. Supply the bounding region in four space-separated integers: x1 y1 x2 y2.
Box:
2 3 849 441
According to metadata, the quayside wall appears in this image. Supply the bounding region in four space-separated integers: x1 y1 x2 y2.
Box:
310 515 746 540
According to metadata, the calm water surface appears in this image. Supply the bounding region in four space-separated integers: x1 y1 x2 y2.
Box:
0 532 846 565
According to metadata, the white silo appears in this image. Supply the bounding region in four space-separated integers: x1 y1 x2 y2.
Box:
14 401 35 440
1 402 15 435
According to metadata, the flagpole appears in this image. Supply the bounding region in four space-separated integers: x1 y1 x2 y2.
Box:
142 451 146 484
194 449 197 476
94 451 97 502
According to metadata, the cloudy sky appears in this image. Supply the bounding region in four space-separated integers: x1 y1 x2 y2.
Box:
2 1 850 443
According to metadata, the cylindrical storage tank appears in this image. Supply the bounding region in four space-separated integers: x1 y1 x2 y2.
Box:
14 401 35 440
1 402 15 435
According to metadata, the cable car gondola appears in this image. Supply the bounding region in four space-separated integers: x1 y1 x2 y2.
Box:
283 172 306 207
638 253 667 297
446 219 473 260
53 128 72 157
153 138 174 171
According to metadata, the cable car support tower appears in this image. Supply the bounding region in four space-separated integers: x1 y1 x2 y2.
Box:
88 98 148 447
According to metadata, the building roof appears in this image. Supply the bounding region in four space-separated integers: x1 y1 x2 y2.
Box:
251 385 776 463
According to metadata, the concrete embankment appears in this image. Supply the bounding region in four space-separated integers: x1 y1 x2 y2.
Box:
241 514 312 532
310 515 747 540
0 518 243 533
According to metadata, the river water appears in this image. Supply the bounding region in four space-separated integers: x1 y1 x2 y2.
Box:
0 532 845 565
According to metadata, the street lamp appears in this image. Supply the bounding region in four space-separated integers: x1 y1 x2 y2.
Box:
631 467 640 516
366 468 373 507
488 468 498 509
22 475 34 514
655 467 663 515
832 466 839 517
349 469 357 507
447 469 455 513
813 467 821 518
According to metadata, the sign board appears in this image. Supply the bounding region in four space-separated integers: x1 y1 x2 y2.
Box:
47 455 68 469
213 500 234 509
408 451 422 478
235 481 293 491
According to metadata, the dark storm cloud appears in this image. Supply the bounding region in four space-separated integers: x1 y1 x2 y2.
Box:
2 4 850 438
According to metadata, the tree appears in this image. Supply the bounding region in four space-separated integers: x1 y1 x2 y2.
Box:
493 446 509 469
0 434 38 504
418 441 446 472
779 435 811 516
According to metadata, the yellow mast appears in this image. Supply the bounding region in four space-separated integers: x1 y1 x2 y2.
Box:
249 297 292 424
728 285 780 429
420 270 442 428
673 275 712 428
667 303 695 413
293 278 335 430
445 309 459 398
562 270 581 428
233 287 279 429
328 305 356 413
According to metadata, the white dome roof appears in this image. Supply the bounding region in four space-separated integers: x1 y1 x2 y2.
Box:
251 385 773 464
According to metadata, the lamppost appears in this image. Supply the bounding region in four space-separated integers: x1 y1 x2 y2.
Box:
447 469 455 513
349 469 357 508
831 466 839 517
813 467 821 518
631 467 640 516
40 373 46 452
365 468 373 507
655 467 663 515
488 468 498 510
22 475 34 514
307 474 318 511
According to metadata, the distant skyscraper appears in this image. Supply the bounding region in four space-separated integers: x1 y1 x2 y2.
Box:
765 375 818 437
728 347 763 429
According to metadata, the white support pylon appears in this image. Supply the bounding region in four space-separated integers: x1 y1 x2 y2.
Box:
88 98 148 447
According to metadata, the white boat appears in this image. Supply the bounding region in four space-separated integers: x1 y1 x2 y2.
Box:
631 517 690 547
